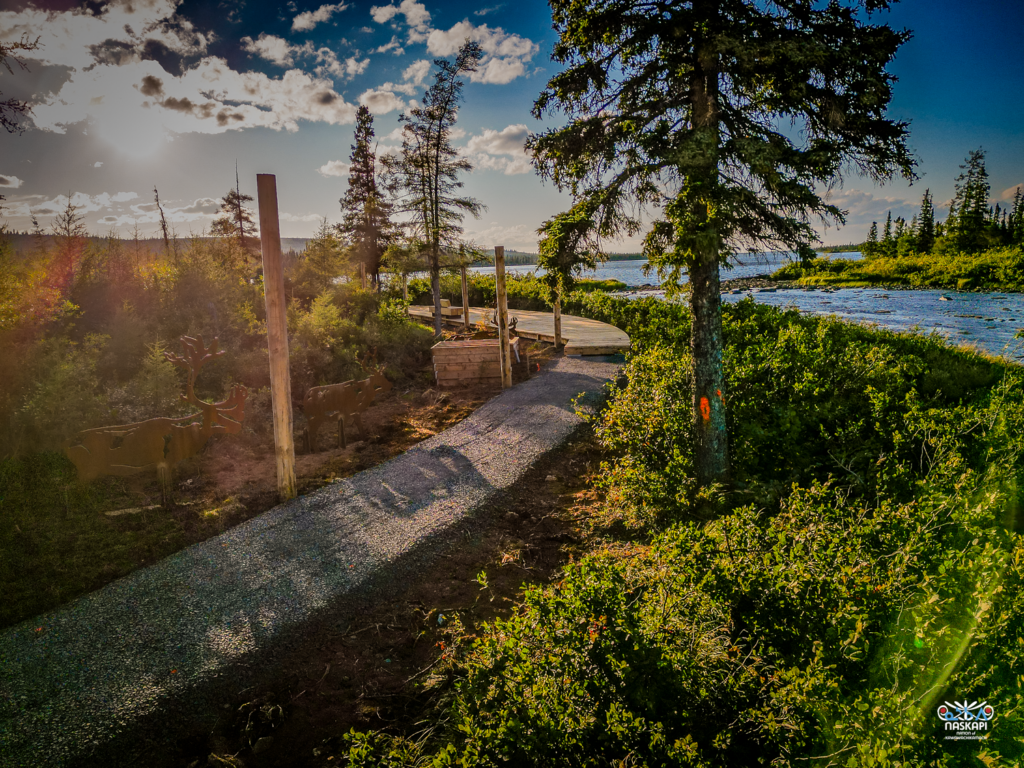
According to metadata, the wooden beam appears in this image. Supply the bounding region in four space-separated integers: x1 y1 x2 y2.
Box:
460 265 470 331
494 246 512 388
553 289 562 350
256 174 296 501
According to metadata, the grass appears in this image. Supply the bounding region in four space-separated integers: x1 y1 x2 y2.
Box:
772 246 1024 291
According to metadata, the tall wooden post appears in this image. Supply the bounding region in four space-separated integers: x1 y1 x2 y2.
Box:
460 265 470 331
495 246 512 388
256 174 296 500
554 288 562 350
360 262 367 290
402 273 408 301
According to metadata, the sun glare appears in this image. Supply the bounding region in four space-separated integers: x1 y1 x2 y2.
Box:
93 108 170 159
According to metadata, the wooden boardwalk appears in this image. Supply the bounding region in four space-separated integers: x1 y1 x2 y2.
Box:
408 306 630 356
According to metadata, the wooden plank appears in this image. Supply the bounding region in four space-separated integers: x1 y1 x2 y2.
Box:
461 266 470 331
256 174 296 501
495 246 512 389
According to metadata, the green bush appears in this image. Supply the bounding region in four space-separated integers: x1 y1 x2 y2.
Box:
334 298 1024 767
772 246 1024 291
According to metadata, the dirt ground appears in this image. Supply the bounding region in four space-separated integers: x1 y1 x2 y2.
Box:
127 336 558 560
173 429 606 768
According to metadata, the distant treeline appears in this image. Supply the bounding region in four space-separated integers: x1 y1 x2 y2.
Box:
470 250 646 267
2 233 311 259
815 243 864 253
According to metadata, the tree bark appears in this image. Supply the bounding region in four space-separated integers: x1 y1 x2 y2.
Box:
688 20 729 492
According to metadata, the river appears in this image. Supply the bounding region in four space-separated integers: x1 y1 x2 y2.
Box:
469 255 1024 362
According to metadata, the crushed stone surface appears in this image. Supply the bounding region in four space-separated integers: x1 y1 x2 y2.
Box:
0 356 621 767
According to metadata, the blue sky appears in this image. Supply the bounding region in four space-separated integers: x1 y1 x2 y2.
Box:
1 0 1021 250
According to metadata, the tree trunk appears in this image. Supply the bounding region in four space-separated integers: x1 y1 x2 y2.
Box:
431 257 443 337
553 291 562 349
688 21 728 492
689 254 728 488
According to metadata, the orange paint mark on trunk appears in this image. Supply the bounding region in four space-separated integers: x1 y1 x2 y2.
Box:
716 388 723 399
700 396 711 422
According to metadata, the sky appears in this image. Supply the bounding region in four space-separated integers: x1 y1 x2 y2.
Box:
1 0 1022 251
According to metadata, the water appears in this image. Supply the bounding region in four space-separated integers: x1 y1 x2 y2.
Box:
467 254 1024 361
468 251 802 286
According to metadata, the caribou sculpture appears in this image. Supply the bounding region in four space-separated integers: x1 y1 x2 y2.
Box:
64 335 246 502
303 360 392 452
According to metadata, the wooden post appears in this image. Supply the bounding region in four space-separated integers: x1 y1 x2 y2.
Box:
360 262 367 290
402 272 408 301
256 174 296 501
553 288 562 350
495 246 512 388
460 265 470 331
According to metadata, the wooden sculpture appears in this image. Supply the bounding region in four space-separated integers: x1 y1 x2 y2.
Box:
64 336 247 502
303 361 392 452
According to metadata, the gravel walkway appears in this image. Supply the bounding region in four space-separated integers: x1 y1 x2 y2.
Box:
0 356 621 767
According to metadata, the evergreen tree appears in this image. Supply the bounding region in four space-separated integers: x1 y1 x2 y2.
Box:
340 105 394 290
529 0 914 491
882 211 894 257
383 42 485 337
211 167 258 254
1010 187 1023 245
947 148 990 253
917 189 936 253
864 221 880 257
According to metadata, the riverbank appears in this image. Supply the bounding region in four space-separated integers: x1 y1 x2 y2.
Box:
771 246 1024 292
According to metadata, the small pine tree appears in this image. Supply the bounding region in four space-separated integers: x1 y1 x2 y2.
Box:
948 148 990 253
917 189 936 253
211 167 258 255
864 221 880 257
1011 187 1023 245
882 211 895 257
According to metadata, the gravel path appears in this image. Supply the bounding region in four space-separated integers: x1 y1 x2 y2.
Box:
0 356 621 767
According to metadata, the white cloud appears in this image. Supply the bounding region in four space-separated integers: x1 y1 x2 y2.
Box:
426 21 538 84
375 36 404 55
465 124 533 175
2 2 359 154
0 175 24 189
466 123 529 155
0 0 210 72
94 162 103 168
1001 183 1023 201
292 3 348 32
318 160 351 177
241 33 303 67
359 87 406 114
474 5 502 16
402 59 431 86
370 0 431 42
280 211 324 223
29 57 358 150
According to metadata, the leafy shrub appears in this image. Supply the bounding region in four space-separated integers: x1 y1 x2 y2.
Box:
334 298 1024 767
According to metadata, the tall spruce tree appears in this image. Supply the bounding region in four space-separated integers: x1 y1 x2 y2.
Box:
882 211 894 257
340 105 394 290
1011 187 1023 245
864 221 880 257
383 42 485 336
211 167 258 254
530 0 914 492
947 149 990 253
917 188 936 253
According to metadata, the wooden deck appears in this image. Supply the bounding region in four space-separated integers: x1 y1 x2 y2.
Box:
408 306 630 356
